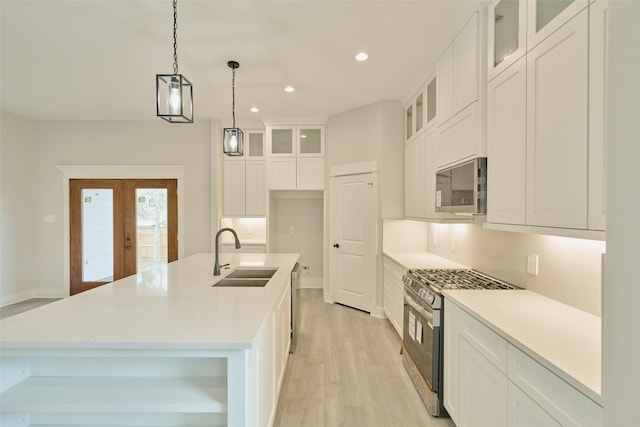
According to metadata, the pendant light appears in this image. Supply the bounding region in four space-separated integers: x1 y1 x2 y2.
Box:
156 0 193 123
223 61 244 156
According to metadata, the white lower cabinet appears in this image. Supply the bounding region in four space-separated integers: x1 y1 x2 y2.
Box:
508 381 562 427
459 337 508 427
274 281 292 395
382 256 405 337
445 299 603 427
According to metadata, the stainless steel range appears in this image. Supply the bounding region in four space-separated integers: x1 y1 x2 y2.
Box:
401 268 518 417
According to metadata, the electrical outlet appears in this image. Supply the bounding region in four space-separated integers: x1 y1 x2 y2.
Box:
527 254 539 275
301 265 310 274
289 226 295 234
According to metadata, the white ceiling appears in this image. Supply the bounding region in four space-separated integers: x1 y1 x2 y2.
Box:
1 0 485 126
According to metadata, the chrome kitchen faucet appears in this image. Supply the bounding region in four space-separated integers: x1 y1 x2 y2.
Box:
213 228 241 275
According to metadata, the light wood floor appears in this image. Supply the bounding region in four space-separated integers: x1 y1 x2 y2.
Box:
273 289 456 427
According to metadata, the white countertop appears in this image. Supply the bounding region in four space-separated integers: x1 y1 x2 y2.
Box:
443 289 602 404
0 253 299 350
383 251 468 270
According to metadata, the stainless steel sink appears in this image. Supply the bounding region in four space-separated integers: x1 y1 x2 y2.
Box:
213 278 270 287
226 268 278 279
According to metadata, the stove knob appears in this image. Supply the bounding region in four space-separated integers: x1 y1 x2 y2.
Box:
427 294 436 305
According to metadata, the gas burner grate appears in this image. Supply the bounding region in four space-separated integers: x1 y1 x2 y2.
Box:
409 269 519 291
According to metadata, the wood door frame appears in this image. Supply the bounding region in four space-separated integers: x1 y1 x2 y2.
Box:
57 165 185 296
327 161 381 317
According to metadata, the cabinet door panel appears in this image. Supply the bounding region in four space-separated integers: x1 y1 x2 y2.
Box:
487 57 527 225
296 157 324 189
455 12 479 112
424 129 439 219
588 0 609 231
268 159 296 189
437 43 455 125
437 102 481 168
245 161 266 216
459 337 508 427
489 0 527 81
223 161 246 216
404 135 426 218
508 381 562 427
526 10 588 228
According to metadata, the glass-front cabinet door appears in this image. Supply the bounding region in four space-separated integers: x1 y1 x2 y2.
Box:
267 126 295 157
297 126 324 157
405 104 413 141
488 0 526 80
527 0 588 49
415 93 424 134
426 75 437 127
246 130 265 159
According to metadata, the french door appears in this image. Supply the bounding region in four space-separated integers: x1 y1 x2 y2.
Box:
69 179 177 295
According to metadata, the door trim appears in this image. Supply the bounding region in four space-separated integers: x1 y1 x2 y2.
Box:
57 165 185 296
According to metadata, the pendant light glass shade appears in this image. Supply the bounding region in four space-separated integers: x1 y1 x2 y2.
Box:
156 74 193 123
223 60 243 156
156 0 193 123
223 128 244 156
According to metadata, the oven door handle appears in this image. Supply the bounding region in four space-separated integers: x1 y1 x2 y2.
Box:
404 289 435 321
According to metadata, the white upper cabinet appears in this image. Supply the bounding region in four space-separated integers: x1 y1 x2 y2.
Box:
437 42 455 125
588 0 608 231
488 0 527 81
526 8 588 229
266 124 325 190
405 83 432 142
223 129 267 216
487 56 527 225
436 10 485 168
454 12 480 113
404 133 426 218
438 11 480 126
426 75 438 128
527 0 589 50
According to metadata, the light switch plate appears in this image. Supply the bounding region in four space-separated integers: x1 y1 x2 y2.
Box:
527 254 539 275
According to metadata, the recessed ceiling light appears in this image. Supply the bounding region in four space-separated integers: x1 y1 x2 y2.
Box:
250 107 259 113
355 52 369 62
284 86 295 93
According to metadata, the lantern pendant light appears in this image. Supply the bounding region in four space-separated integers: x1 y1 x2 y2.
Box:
223 61 244 156
156 0 193 123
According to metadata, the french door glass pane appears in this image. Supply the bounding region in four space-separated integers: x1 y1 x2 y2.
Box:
82 189 114 282
136 188 168 273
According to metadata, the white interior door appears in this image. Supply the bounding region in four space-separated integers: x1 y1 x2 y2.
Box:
330 172 375 313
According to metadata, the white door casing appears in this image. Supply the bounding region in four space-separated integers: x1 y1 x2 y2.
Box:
329 164 377 313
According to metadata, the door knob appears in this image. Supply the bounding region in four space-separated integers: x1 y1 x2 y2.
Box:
124 245 132 250
333 243 340 248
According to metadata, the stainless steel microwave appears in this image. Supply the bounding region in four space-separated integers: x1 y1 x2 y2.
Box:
435 158 487 214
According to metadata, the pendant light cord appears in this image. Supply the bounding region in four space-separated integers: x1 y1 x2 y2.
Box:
172 0 178 75
231 66 236 128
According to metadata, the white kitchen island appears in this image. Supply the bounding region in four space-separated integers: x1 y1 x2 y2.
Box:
0 252 299 427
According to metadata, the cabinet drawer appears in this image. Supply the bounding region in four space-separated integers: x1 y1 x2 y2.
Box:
459 307 507 374
507 345 603 427
383 257 405 280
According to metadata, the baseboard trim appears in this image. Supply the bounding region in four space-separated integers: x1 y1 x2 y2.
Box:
1 289 67 307
370 305 386 318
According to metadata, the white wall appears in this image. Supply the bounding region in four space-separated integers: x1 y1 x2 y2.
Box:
603 1 640 424
268 193 323 288
1 117 213 302
326 100 404 311
425 218 605 315
383 219 429 252
0 112 37 305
